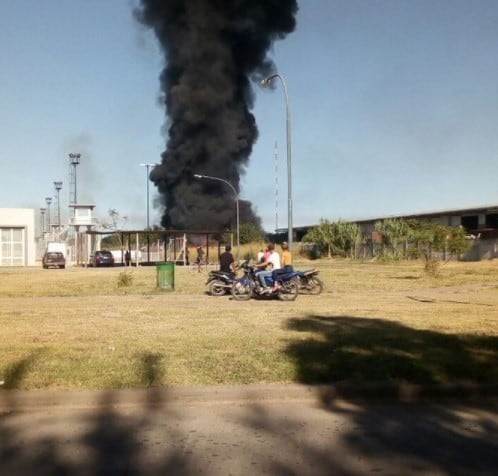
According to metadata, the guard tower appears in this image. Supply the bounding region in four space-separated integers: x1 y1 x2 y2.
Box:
69 204 96 265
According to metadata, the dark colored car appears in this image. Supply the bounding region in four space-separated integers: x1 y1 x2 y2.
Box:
42 251 66 269
90 250 115 267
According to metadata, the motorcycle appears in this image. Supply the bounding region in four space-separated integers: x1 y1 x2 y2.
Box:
206 270 236 296
231 263 300 301
295 268 323 295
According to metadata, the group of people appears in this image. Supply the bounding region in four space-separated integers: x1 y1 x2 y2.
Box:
254 242 293 293
218 242 293 294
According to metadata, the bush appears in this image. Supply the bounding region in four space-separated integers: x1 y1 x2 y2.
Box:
375 248 402 262
299 243 321 260
117 270 133 288
424 258 440 277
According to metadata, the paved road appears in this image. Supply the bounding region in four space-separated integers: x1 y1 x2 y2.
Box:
1 384 497 475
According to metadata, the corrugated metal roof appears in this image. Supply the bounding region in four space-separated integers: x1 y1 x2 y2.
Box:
280 204 498 232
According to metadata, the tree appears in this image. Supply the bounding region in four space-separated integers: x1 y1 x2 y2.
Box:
411 221 471 276
239 222 265 244
108 208 119 230
303 219 335 258
334 220 361 258
101 234 122 249
303 219 360 258
375 218 414 259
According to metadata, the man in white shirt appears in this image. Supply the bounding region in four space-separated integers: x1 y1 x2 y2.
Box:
254 243 281 292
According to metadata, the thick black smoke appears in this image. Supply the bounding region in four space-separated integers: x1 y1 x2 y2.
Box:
136 0 298 230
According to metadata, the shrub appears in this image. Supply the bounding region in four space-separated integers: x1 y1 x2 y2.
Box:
117 270 133 288
302 219 360 258
424 258 441 277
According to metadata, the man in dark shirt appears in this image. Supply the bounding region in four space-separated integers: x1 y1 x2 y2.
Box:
219 245 235 275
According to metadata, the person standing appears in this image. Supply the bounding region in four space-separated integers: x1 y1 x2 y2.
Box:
219 245 235 275
196 245 204 272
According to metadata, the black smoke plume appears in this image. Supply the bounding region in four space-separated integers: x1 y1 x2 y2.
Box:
136 0 298 230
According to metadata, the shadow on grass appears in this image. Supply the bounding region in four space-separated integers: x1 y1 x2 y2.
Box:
137 351 164 387
1 341 497 474
0 351 198 475
284 315 498 385
2 352 40 390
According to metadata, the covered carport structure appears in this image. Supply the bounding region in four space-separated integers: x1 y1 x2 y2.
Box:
85 228 233 266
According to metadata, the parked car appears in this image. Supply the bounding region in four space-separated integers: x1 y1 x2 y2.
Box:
90 250 115 267
42 251 66 269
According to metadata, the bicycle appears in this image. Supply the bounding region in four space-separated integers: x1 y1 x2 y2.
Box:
189 259 209 272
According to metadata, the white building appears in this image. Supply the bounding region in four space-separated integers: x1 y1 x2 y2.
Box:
0 208 36 266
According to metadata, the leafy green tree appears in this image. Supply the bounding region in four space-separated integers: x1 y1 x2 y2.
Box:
101 234 122 249
411 221 471 276
375 218 414 259
334 220 361 258
239 222 265 244
303 219 360 258
447 226 472 258
303 219 335 258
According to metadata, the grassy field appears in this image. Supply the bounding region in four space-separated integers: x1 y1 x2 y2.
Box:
1 258 497 390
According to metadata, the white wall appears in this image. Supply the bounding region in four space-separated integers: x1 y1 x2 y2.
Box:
0 208 36 266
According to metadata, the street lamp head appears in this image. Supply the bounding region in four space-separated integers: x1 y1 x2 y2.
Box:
45 197 52 205
54 181 62 191
193 174 204 179
261 74 279 87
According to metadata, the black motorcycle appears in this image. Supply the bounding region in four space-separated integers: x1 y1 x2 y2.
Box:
231 264 299 301
295 268 323 295
206 270 236 296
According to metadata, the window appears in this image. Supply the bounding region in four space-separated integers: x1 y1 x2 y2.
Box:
0 227 25 266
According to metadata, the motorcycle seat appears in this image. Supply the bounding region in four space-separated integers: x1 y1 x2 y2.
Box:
211 270 233 277
303 269 317 276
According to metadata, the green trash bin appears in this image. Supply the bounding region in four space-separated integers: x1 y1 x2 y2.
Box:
156 261 175 291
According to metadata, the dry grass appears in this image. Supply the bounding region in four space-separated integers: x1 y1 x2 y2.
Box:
1 259 497 390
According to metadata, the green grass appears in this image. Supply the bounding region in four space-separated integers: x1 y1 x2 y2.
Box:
1 259 497 389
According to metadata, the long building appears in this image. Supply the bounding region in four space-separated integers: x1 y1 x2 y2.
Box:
284 204 498 261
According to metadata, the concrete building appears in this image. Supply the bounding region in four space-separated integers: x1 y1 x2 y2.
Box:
285 204 498 261
0 208 36 266
352 204 498 261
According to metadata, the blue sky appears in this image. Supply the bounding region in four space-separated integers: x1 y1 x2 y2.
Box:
1 0 497 233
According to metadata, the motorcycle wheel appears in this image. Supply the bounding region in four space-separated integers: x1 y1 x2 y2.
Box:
307 277 323 295
231 281 253 301
208 279 227 296
277 278 299 301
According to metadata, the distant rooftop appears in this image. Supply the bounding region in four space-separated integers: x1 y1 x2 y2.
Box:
278 204 498 233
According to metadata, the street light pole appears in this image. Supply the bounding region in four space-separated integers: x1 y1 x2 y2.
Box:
261 73 293 250
68 153 80 205
54 181 63 230
139 163 156 230
193 174 240 258
45 197 52 236
40 207 46 235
